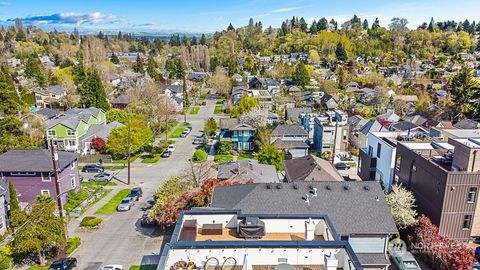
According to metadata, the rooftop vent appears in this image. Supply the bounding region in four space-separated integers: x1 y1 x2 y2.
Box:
363 185 370 191
266 184 272 189
293 183 299 189
343 184 350 190
308 184 314 190
276 184 283 189
310 187 318 197
325 185 331 190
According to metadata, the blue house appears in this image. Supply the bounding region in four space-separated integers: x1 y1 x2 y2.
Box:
219 118 256 151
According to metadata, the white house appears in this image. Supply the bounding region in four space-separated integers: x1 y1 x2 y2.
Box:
358 132 398 191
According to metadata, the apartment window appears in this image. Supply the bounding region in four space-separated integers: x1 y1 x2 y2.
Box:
343 129 347 140
376 143 382 158
395 154 402 171
368 146 373 156
233 131 238 137
468 187 478 203
463 215 472 230
243 130 249 136
40 189 50 196
68 140 76 146
67 129 76 136
71 176 76 189
41 172 51 182
48 130 56 136
412 165 417 172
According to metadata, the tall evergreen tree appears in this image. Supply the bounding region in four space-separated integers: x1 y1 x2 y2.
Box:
132 55 145 73
318 18 328 31
310 20 318 34
362 19 369 30
0 66 21 114
79 68 110 110
299 17 308 32
335 42 348 61
450 68 480 119
110 53 119 64
8 180 26 229
227 23 235 31
428 17 435 32
372 18 380 30
25 54 46 87
292 62 310 87
200 34 206 45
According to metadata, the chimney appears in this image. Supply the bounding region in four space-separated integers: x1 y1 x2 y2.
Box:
324 252 338 270
305 218 315 240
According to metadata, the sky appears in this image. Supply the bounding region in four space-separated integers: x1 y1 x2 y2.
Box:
0 0 479 34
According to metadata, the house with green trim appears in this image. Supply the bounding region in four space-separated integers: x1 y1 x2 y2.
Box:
46 107 108 154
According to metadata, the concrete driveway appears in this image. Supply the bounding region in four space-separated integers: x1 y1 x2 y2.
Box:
70 99 217 270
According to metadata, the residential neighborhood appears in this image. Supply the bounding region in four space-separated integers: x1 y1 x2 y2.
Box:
0 1 480 270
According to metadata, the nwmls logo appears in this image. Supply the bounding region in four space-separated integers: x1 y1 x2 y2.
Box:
388 238 407 256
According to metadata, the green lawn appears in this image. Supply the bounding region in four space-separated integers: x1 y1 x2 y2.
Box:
64 182 116 213
129 265 158 270
214 155 233 164
95 189 131 214
170 122 191 138
189 106 200 115
141 154 161 163
80 189 112 215
214 105 223 114
112 154 140 164
238 152 256 160
216 99 224 104
28 265 49 270
199 90 209 100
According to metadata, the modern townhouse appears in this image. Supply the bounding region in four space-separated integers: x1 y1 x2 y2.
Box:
313 111 349 155
395 137 480 242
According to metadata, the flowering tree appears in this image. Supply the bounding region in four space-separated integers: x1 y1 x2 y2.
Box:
385 184 417 229
240 108 268 128
91 137 106 151
412 215 474 270
157 178 246 227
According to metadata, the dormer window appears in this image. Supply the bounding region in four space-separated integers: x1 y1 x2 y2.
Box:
67 129 76 136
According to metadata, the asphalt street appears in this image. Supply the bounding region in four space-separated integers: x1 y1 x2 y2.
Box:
70 99 218 270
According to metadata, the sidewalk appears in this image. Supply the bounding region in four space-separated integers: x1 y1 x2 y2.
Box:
67 183 125 236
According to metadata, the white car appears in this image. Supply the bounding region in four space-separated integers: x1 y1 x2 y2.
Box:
101 265 124 270
167 144 176 152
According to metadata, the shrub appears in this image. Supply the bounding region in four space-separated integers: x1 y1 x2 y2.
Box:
216 141 233 155
66 237 81 254
192 149 208 162
91 137 106 151
80 216 103 228
409 215 474 270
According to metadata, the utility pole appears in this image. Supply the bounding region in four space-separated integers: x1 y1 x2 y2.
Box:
127 114 131 185
165 97 169 141
49 140 64 218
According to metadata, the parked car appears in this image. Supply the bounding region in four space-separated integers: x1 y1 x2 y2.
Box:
140 210 157 227
101 265 124 270
391 251 421 270
117 197 135 211
201 101 207 106
89 172 113 182
82 164 104 173
334 162 350 170
48 258 77 270
127 187 143 201
161 150 172 158
167 144 176 152
180 131 189 137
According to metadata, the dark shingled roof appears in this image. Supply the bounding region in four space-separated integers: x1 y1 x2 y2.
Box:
283 155 343 182
356 253 390 266
211 181 398 235
454 119 480 129
271 125 308 137
0 149 78 172
285 107 311 120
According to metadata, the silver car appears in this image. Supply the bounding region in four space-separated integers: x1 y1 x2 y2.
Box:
391 251 421 270
117 197 134 211
89 172 113 182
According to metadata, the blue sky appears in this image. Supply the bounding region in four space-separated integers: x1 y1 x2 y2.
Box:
0 0 479 33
